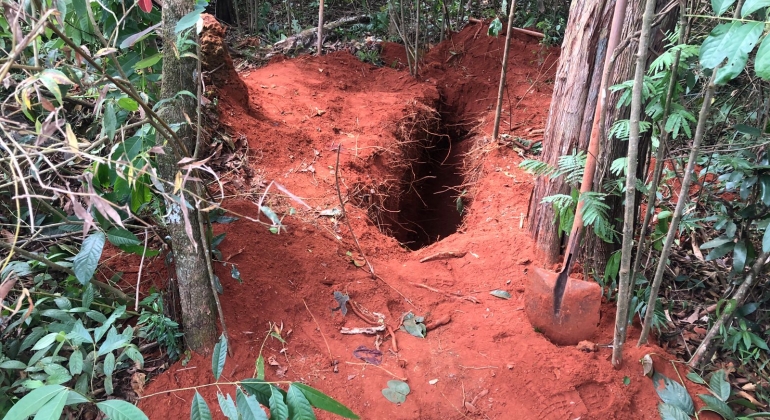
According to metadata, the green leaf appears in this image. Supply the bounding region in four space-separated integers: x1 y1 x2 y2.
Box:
104 352 116 395
133 53 162 70
382 380 410 405
741 0 770 16
687 372 707 385
652 372 695 415
107 228 141 246
44 364 72 385
0 360 27 369
69 349 84 375
73 232 105 285
487 17 502 36
256 355 265 380
489 290 511 299
733 241 748 272
755 34 770 80
32 333 59 351
287 385 316 420
175 9 203 34
699 394 736 419
98 327 128 356
241 379 272 406
217 393 239 420
212 334 227 381
293 383 359 419
706 242 735 261
191 392 212 420
68 319 94 344
103 102 117 141
82 283 94 309
38 73 63 106
117 97 139 112
760 175 770 205
700 235 733 249
237 388 268 420
659 402 691 420
700 22 762 73
31 386 69 420
3 385 66 419
712 0 737 15
709 370 732 401
96 400 149 420
716 22 764 84
269 385 289 420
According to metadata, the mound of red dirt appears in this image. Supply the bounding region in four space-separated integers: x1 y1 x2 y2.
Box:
135 21 718 419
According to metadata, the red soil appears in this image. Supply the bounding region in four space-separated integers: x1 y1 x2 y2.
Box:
133 20 718 419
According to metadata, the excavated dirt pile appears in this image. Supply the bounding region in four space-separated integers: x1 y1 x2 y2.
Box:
134 17 719 420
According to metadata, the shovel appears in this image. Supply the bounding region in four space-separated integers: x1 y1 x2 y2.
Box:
524 127 602 347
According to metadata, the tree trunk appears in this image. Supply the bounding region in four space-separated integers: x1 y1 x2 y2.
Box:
157 2 218 354
214 0 237 25
527 0 614 267
582 0 678 275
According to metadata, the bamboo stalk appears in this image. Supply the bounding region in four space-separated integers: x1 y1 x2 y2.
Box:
492 0 517 140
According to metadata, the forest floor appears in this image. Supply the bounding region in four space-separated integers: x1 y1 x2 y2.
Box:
121 18 720 419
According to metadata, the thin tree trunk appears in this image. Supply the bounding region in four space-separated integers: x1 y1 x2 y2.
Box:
612 0 657 369
316 0 324 55
156 3 217 354
492 0 516 141
638 68 718 345
527 0 614 266
414 0 420 77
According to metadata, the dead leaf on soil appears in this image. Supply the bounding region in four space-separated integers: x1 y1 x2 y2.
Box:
641 354 654 377
131 372 146 396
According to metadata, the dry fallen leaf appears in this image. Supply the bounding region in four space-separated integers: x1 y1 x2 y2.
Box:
131 372 146 396
641 354 654 377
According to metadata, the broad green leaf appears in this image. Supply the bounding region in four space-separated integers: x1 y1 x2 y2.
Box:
700 236 733 249
687 371 707 385
117 97 139 111
212 334 227 381
709 370 731 401
82 283 94 309
65 390 90 405
38 73 63 106
31 386 68 420
107 228 141 246
218 393 239 420
104 352 116 395
293 383 359 419
733 241 748 272
287 385 316 420
755 34 770 80
487 17 502 36
652 372 695 415
699 394 736 419
716 22 764 84
741 0 770 16
700 22 762 72
237 388 268 420
269 386 289 420
191 392 212 420
95 306 126 343
712 0 737 15
3 385 66 420
73 232 105 285
175 9 203 34
382 380 411 404
96 400 149 420
0 360 27 369
33 333 60 351
68 319 94 344
241 379 272 406
706 242 735 261
44 364 72 385
103 102 117 141
98 327 128 356
133 53 162 70
69 349 84 375
760 175 770 205
659 402 691 420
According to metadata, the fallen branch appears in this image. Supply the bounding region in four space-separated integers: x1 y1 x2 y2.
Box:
419 251 466 263
349 300 382 326
273 15 369 53
340 325 387 335
467 17 544 38
410 282 479 303
689 250 770 368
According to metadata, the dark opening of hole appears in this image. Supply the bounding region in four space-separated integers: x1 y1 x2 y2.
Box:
391 134 467 250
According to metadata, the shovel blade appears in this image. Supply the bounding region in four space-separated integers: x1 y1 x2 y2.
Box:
524 267 602 345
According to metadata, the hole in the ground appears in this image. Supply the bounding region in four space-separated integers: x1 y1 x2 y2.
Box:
391 134 467 250
351 100 473 251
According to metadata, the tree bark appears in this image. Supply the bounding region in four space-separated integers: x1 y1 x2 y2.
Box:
156 1 218 354
527 0 614 267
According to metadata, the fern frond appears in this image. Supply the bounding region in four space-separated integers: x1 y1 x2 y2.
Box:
519 159 557 177
556 150 586 186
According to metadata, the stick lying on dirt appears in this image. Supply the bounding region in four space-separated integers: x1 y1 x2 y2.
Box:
341 325 387 334
410 282 479 303
467 17 545 39
273 15 369 53
419 251 466 263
